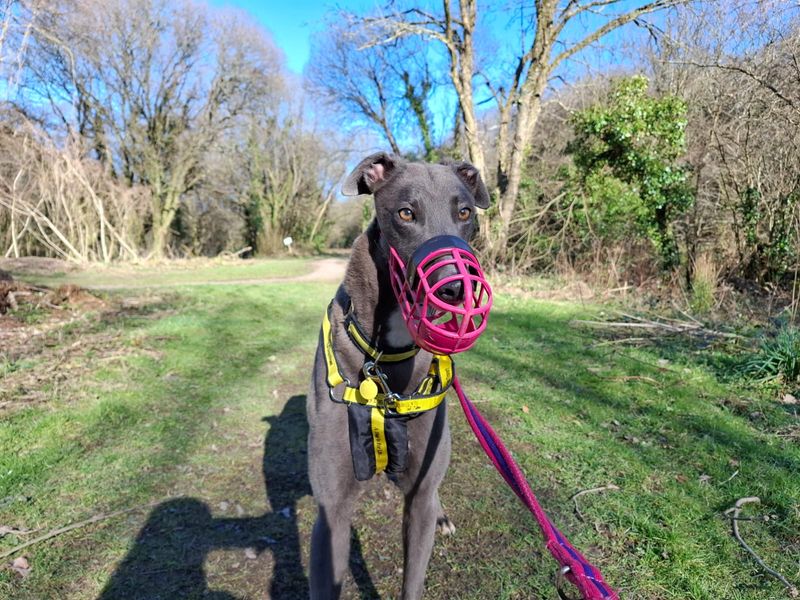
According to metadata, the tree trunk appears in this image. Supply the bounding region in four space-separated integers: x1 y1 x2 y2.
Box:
493 0 555 257
150 192 180 259
439 0 484 175
457 0 484 175
495 102 512 192
402 71 436 161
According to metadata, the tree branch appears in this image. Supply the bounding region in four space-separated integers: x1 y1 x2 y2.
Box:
551 0 689 71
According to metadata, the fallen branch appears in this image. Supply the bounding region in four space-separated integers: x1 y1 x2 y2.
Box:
572 319 672 330
589 337 649 347
671 304 704 327
570 484 620 521
571 311 743 341
724 497 798 595
0 499 168 560
219 245 252 258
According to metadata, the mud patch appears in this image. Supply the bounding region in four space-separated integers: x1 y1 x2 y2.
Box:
1 281 169 414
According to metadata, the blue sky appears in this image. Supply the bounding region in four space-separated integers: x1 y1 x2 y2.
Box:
204 1 654 153
207 1 648 82
209 0 373 74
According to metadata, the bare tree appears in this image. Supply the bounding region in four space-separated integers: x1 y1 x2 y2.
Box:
306 20 441 160
19 0 284 257
356 1 485 171
646 0 800 282
0 113 145 262
0 0 45 100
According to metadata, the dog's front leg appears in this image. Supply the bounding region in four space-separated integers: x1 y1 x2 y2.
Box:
400 489 441 599
309 499 357 600
397 403 452 600
307 355 363 600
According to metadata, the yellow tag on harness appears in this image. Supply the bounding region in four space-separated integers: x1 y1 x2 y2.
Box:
359 378 379 401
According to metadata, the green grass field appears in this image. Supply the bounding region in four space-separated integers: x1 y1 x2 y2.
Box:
1 261 797 599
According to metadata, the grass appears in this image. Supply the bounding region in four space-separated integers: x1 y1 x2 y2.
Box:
7 257 312 288
690 253 719 315
1 262 798 599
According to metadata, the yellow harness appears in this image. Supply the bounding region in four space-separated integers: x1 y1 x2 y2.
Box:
321 302 454 477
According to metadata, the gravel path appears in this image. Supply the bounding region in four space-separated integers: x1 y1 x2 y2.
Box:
83 257 348 290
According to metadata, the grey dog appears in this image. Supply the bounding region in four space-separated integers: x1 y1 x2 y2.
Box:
306 152 489 599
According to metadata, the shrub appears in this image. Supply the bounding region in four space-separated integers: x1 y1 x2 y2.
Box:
740 325 800 385
566 75 694 269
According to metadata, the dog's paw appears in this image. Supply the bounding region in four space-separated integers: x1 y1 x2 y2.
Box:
436 515 456 536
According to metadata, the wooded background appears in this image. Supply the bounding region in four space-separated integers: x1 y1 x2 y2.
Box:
1 0 799 294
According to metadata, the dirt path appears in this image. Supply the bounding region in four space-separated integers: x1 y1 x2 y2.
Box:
84 257 348 290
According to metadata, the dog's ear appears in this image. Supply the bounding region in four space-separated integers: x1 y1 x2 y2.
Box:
451 161 490 209
342 152 401 196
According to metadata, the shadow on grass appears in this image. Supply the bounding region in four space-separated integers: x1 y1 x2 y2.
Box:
97 395 378 599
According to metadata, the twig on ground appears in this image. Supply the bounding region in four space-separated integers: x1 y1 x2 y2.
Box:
570 484 620 521
589 337 649 347
724 497 798 595
219 245 252 258
602 375 661 386
601 285 632 297
719 470 739 485
0 526 37 538
671 304 704 326
0 499 168 560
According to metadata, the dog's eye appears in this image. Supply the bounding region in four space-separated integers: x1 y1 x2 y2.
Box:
398 208 414 222
458 207 471 221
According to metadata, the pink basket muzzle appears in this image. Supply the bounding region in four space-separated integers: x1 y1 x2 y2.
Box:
389 235 492 355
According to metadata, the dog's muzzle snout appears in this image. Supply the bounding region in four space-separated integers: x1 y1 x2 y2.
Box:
389 235 492 355
434 279 463 304
428 261 463 305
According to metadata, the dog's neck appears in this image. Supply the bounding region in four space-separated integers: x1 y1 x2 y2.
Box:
342 220 414 350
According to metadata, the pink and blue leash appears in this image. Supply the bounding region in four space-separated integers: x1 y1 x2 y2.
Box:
453 376 620 600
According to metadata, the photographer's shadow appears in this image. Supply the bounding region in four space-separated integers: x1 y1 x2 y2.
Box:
98 394 378 599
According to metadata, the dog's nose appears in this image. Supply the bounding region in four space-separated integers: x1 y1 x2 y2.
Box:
435 280 463 304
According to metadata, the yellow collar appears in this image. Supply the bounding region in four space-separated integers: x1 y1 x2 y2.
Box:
343 305 420 362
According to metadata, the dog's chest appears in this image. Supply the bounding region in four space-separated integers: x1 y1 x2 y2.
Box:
381 308 414 349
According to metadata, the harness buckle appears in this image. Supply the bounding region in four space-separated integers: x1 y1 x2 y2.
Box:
328 373 353 404
554 566 580 600
382 393 399 413
361 353 396 400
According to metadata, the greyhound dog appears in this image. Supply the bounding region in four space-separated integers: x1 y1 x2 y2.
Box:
306 152 489 599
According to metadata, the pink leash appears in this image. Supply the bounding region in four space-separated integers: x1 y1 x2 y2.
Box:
453 376 620 600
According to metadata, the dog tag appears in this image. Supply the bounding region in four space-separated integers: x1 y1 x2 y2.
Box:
359 378 379 401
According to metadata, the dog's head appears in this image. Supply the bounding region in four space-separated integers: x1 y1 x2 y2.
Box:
342 152 492 353
342 152 489 264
